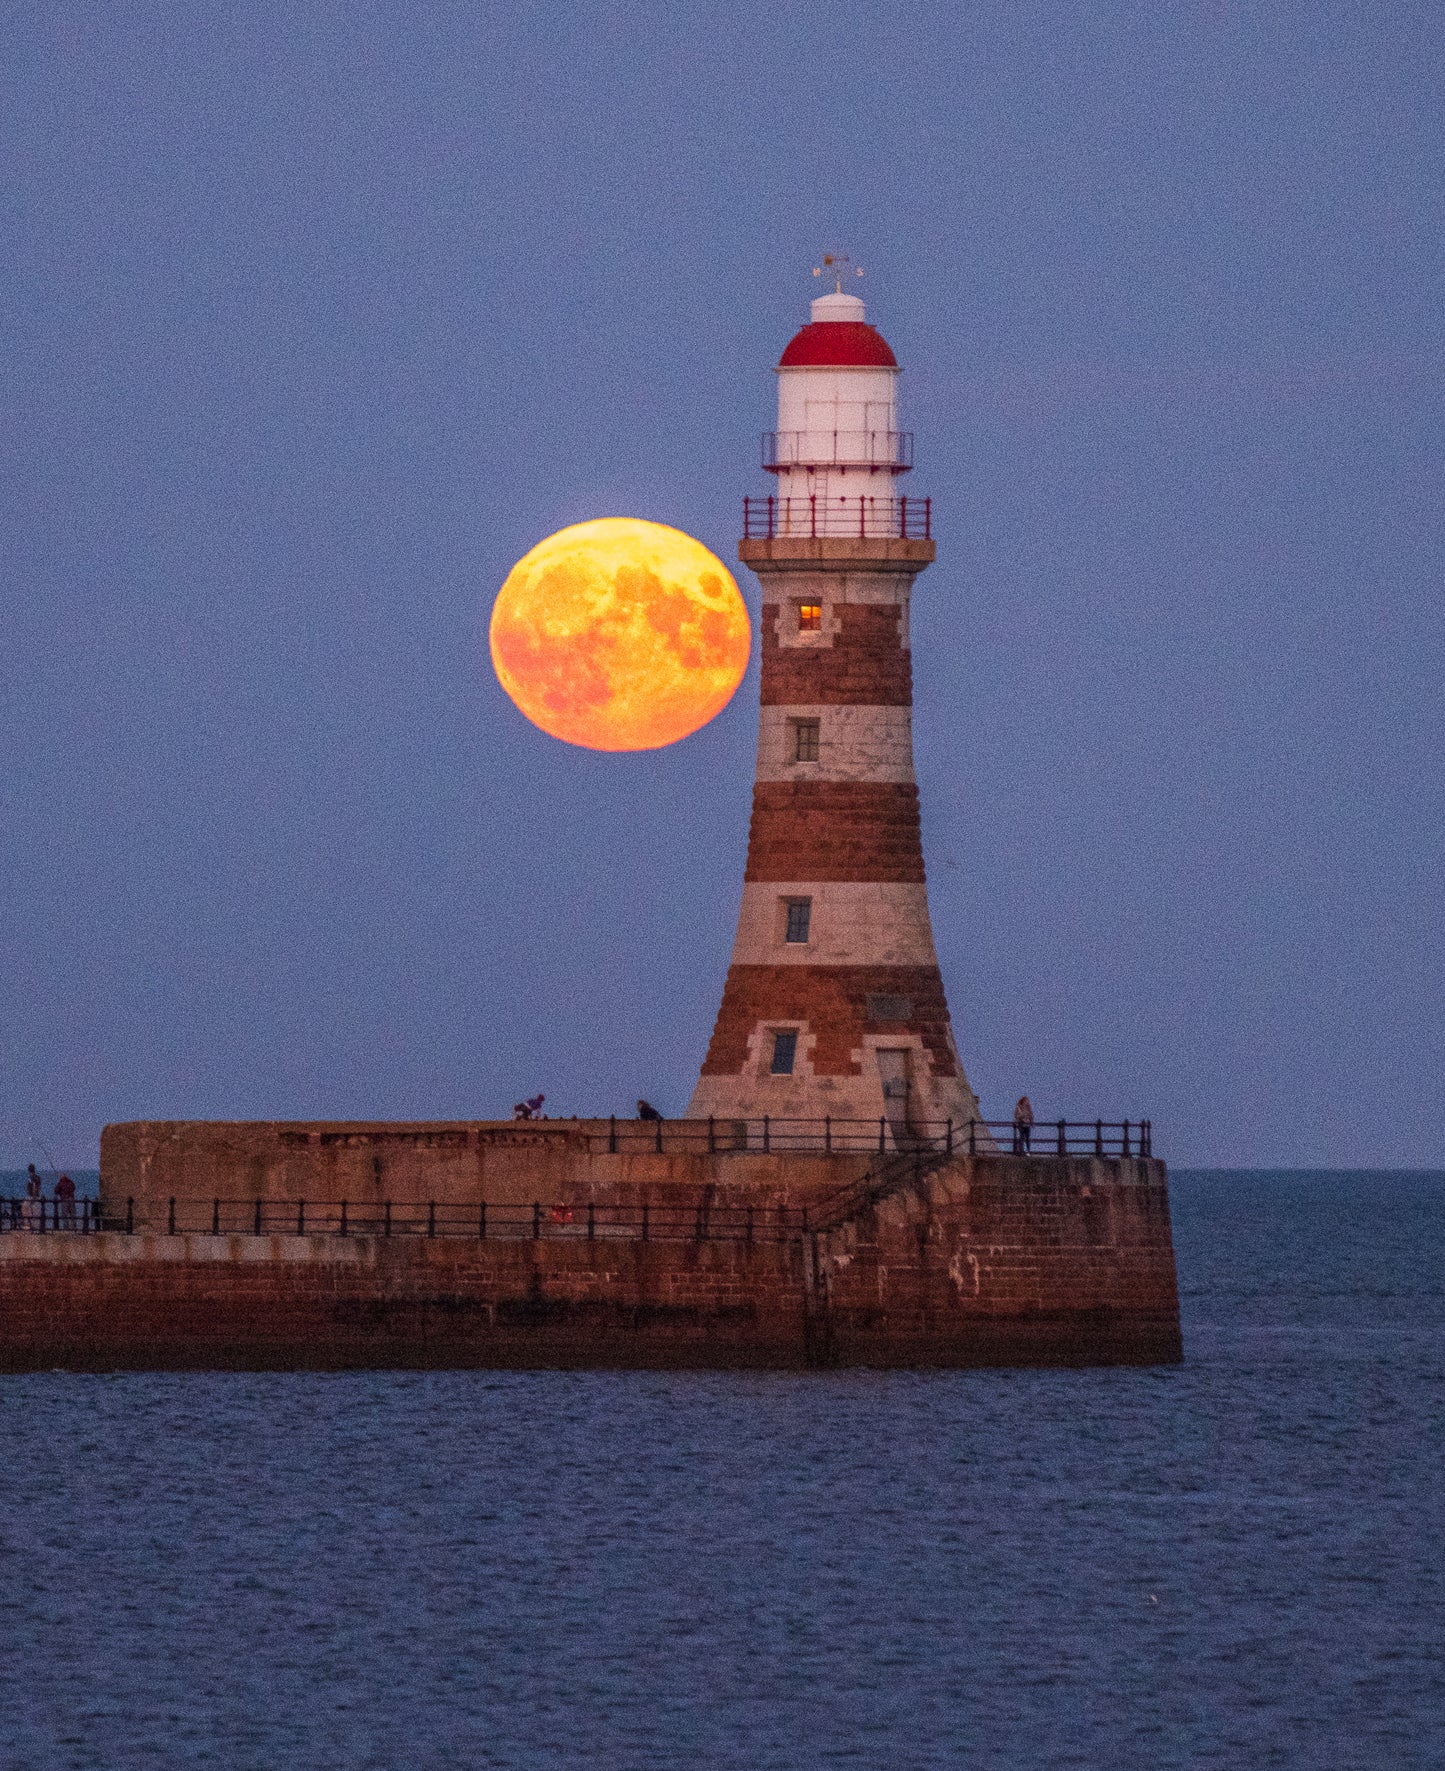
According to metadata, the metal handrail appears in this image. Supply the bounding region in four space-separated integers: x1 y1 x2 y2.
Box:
742 494 932 540
1 1121 1153 1243
808 1147 944 1235
0 1198 104 1234
78 1197 811 1244
594 1116 1150 1159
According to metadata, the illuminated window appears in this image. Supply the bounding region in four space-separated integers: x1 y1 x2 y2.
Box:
798 603 822 632
784 898 812 944
770 1030 798 1075
792 719 820 762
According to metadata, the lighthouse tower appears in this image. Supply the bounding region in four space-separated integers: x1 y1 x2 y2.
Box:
686 287 984 1137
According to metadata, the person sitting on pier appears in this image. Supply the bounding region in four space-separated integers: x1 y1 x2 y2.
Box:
636 1099 663 1123
525 1093 545 1119
1013 1095 1034 1154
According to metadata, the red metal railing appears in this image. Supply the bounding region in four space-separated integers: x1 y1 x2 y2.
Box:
742 494 932 540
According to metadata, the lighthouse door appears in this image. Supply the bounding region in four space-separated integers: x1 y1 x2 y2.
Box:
876 1049 915 1145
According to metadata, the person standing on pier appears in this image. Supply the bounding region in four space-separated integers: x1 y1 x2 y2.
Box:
54 1173 77 1230
23 1164 43 1229
1013 1095 1034 1154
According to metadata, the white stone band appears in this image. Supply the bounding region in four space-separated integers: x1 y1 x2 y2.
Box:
688 1042 983 1130
754 704 916 784
728 881 940 968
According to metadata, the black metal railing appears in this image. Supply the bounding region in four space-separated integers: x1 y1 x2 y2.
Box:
806 1118 1159 1233
1 1120 1152 1243
809 1139 957 1235
596 1116 1150 1159
742 494 932 540
81 1197 811 1244
0 1199 104 1234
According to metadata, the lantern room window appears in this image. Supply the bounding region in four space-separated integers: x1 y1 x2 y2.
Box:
798 603 822 632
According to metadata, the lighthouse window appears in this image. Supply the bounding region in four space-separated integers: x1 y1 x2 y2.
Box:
792 719 820 762
798 602 822 632
769 1031 798 1075
784 898 812 944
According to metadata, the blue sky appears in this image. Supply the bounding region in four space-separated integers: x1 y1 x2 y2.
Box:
3 1 1441 1166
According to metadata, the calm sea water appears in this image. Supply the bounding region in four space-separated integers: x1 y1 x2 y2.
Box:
0 1170 100 1196
0 1169 1440 1770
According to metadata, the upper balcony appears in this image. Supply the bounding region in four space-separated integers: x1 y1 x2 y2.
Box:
742 494 932 541
762 430 913 473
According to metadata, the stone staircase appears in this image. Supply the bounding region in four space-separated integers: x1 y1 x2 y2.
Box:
806 1136 961 1237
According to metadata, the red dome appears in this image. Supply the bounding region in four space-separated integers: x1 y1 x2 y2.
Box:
778 321 898 369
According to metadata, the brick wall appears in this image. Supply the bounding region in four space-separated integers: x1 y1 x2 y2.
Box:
760 602 912 705
0 1235 814 1372
821 1156 1182 1366
743 781 927 882
699 964 959 1077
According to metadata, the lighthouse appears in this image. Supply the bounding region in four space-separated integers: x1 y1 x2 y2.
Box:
686 285 985 1139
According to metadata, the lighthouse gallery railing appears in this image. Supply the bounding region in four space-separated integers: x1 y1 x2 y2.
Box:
761 430 913 471
742 494 932 540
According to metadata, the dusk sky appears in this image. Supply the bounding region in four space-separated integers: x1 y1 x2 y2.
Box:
4 2 1440 1168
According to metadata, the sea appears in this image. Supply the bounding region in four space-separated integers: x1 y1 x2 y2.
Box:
0 1168 1439 1771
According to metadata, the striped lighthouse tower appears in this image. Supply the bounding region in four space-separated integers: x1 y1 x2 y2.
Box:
687 282 984 1140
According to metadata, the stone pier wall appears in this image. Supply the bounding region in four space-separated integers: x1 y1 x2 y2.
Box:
0 1148 1182 1371
99 1119 875 1223
819 1153 1181 1366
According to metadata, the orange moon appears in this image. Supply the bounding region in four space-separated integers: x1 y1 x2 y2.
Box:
489 518 751 751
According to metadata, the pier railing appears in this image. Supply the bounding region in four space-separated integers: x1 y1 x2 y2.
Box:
597 1116 1151 1159
0 1119 1152 1241
0 1199 103 1234
58 1197 811 1244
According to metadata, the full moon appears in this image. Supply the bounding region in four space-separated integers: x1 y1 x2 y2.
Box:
489 518 751 751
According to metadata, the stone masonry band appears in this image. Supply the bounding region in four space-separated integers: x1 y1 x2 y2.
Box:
699 964 962 1079
726 882 940 968
761 602 914 706
754 704 917 785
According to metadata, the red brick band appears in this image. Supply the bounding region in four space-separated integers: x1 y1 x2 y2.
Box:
744 781 926 883
760 603 913 706
700 964 960 1078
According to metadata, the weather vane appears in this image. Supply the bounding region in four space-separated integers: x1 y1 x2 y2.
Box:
813 252 864 294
